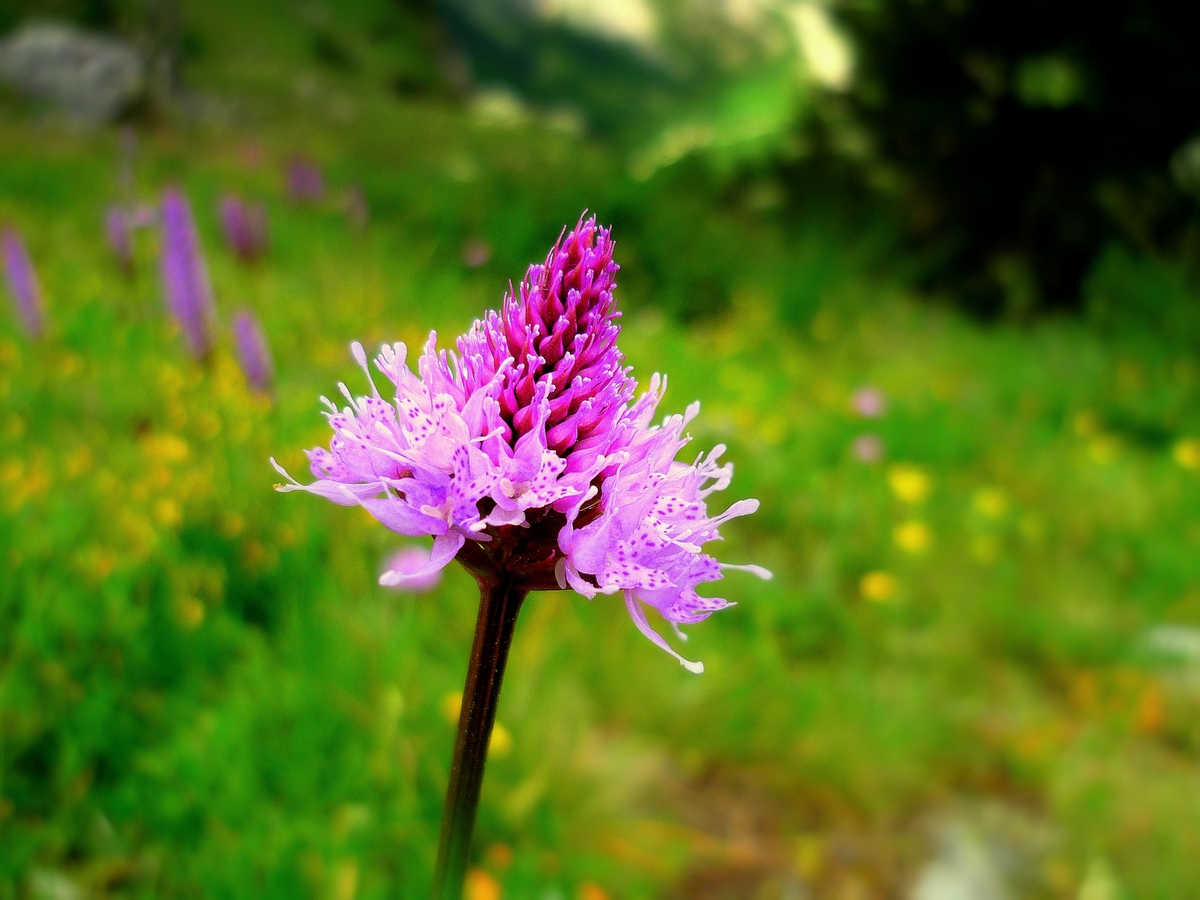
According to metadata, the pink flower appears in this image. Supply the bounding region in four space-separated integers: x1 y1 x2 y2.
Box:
274 216 769 671
851 386 886 418
852 433 884 463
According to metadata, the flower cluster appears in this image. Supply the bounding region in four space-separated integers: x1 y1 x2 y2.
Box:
159 188 216 358
286 158 324 204
232 308 274 393
2 225 45 337
275 217 768 671
219 194 269 262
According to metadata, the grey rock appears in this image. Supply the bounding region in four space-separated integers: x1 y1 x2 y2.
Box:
0 23 143 124
911 822 1009 900
1143 624 1200 663
910 805 1060 900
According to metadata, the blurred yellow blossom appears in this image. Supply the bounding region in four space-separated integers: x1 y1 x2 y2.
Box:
442 691 463 724
0 458 22 485
333 859 358 900
143 433 190 464
578 884 609 900
972 487 1009 519
57 352 82 378
1173 438 1200 470
63 445 93 478
888 464 931 503
176 597 205 629
860 571 897 602
1089 436 1118 464
894 520 932 553
464 868 501 900
154 499 182 527
490 723 512 757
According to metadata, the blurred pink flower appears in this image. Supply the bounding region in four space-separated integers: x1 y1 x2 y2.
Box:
852 433 884 463
287 157 324 203
851 386 886 418
462 237 491 268
383 546 443 592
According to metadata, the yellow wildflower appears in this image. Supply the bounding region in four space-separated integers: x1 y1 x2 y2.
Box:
465 868 501 900
888 464 931 504
971 487 1009 519
1173 438 1200 470
860 571 897 602
894 520 932 554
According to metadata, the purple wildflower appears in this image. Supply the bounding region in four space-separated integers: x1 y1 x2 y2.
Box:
287 158 324 203
851 386 886 418
382 545 443 592
852 433 884 464
106 205 135 274
274 216 769 672
232 308 274 393
2 226 45 337
219 194 269 262
159 187 216 358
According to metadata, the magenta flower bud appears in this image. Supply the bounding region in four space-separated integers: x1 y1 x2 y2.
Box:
158 187 216 358
232 308 274 393
2 226 45 337
286 158 324 203
218 194 269 263
382 545 443 592
275 215 769 673
106 205 135 275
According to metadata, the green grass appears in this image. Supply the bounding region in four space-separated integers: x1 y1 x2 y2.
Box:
2 5 1200 899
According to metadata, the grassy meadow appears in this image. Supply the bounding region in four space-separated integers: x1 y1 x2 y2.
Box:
2 4 1200 898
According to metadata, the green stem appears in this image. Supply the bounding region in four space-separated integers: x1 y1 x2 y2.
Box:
431 576 527 900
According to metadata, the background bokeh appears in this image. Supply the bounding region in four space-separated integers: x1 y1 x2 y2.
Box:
1 1 1199 898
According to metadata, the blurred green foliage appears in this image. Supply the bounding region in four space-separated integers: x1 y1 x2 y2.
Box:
1 1 1200 899
833 0 1200 316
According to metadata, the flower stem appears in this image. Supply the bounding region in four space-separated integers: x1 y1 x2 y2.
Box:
432 576 527 900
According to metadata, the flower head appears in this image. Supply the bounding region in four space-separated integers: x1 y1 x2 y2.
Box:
232 308 274 393
2 225 45 337
219 194 269 262
287 158 324 203
274 216 769 671
159 187 216 358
